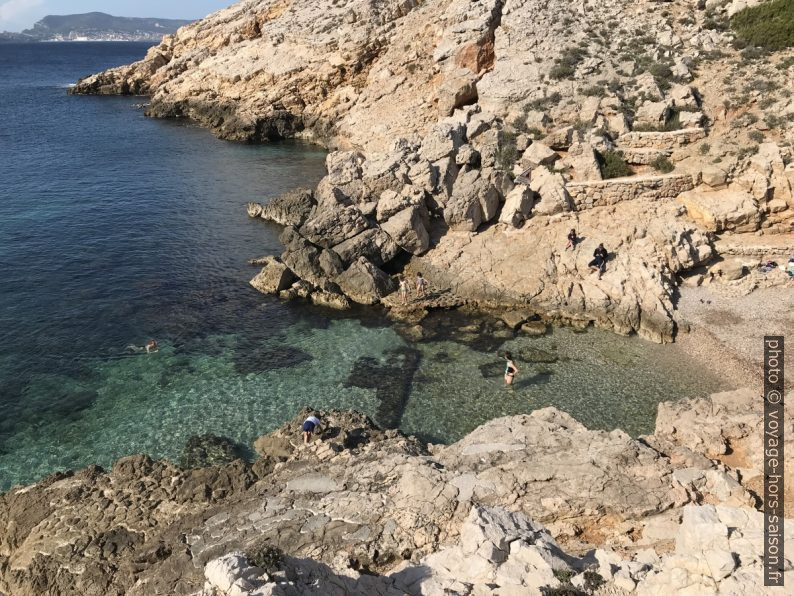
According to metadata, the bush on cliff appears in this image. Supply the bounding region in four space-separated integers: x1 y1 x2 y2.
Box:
732 0 794 50
245 540 285 574
597 150 633 179
651 155 674 173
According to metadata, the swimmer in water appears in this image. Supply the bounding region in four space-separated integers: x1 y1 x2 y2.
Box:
145 339 159 354
503 351 518 386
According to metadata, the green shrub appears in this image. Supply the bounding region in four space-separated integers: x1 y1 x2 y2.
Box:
582 570 606 592
732 0 794 50
648 62 674 90
496 131 519 172
511 115 529 134
663 110 682 131
765 114 783 128
737 144 760 160
699 143 711 155
245 541 285 574
582 84 606 96
703 17 728 31
651 155 675 173
598 150 633 179
551 46 588 80
749 130 765 143
527 92 562 111
550 63 576 79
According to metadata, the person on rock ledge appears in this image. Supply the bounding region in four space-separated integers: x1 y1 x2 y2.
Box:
302 414 322 445
566 228 578 251
416 272 428 298
398 276 410 304
588 244 608 280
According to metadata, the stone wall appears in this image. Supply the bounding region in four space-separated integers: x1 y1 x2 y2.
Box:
567 173 695 209
619 147 671 165
619 128 707 150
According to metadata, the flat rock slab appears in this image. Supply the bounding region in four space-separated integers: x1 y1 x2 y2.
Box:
285 473 343 494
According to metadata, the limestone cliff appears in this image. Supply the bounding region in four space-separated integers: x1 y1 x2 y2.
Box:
70 0 794 340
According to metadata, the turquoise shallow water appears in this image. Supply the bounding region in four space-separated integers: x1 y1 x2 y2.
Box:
0 43 727 491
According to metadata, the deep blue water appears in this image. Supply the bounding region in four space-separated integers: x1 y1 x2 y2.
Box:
0 43 727 490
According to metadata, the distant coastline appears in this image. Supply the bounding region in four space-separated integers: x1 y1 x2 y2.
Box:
0 11 191 43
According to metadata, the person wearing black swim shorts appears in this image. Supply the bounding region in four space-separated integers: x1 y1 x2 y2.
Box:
302 414 322 444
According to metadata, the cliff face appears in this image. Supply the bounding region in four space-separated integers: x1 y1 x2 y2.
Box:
70 0 794 340
0 389 791 595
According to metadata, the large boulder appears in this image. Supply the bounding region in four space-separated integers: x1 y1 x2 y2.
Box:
520 141 558 168
437 68 479 116
444 168 500 231
299 205 370 248
249 257 296 294
676 188 760 233
332 228 401 266
326 150 365 187
280 227 344 291
376 186 426 222
381 205 431 255
634 100 671 129
562 142 602 181
419 121 466 163
669 84 699 109
499 185 534 227
334 257 396 305
542 126 581 151
528 167 572 215
259 187 315 227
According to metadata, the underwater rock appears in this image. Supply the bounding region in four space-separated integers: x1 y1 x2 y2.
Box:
179 435 247 469
232 344 312 375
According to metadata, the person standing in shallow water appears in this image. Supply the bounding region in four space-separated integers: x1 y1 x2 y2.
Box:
503 351 518 386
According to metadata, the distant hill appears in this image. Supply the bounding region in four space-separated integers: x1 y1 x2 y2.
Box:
0 12 192 42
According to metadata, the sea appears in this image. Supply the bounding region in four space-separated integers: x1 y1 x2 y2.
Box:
0 42 727 490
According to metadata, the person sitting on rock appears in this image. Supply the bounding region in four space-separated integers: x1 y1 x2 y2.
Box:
416 272 428 298
503 351 519 387
588 244 608 280
145 339 159 353
302 414 322 445
398 276 410 304
566 228 578 251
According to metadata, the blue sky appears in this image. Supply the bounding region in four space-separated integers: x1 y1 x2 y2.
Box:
0 1 232 31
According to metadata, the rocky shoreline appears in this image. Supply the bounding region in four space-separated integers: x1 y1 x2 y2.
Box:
1 388 791 595
67 0 794 344
38 0 794 593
